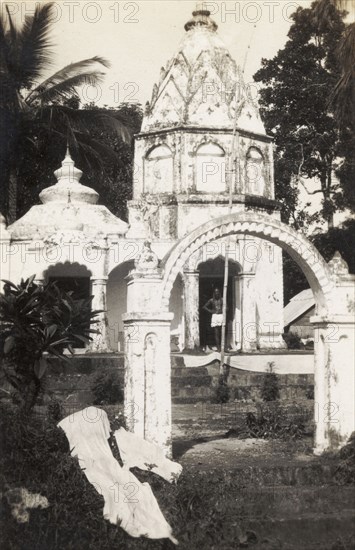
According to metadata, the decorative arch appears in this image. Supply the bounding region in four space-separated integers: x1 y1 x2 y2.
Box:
44 261 92 279
144 144 174 193
245 146 265 195
160 212 335 315
195 141 226 193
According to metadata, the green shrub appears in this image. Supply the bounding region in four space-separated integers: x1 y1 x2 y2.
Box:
215 375 230 404
334 432 355 484
282 332 304 349
91 370 123 405
260 362 280 402
245 403 306 440
0 276 101 414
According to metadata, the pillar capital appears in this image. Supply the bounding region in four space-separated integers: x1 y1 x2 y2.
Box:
122 312 174 323
91 277 108 284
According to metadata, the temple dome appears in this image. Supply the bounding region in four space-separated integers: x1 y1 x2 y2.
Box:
142 8 265 135
8 148 128 240
39 147 99 205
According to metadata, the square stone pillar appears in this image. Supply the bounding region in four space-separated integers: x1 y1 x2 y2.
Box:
312 316 355 454
240 273 257 352
89 277 110 352
183 270 200 350
123 312 174 456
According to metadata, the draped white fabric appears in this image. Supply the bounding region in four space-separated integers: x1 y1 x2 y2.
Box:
114 427 182 483
58 407 178 544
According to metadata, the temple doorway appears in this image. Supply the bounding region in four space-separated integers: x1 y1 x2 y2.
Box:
198 257 241 350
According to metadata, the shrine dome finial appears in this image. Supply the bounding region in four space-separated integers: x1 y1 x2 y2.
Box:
184 5 218 32
39 146 99 205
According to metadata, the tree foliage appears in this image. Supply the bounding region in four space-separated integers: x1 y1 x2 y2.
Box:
283 218 355 304
14 102 143 222
0 3 135 223
254 0 354 227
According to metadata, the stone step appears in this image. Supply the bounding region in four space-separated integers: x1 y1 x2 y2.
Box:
242 512 355 548
172 374 212 388
226 485 355 517
172 366 209 377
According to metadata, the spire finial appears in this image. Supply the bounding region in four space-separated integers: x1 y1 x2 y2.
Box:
54 145 82 185
185 4 217 32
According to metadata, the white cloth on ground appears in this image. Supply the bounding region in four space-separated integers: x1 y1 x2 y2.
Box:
114 427 182 483
58 407 178 544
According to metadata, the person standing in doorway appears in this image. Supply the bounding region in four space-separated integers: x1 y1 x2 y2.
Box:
203 288 223 351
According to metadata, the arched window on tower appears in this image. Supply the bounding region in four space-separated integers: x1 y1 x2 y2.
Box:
144 145 173 193
195 142 226 193
245 147 265 196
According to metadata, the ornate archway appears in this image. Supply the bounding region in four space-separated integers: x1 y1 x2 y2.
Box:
160 212 335 315
124 213 354 456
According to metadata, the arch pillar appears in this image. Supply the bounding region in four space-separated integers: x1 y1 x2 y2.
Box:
239 272 257 352
312 316 355 454
312 254 355 453
90 277 110 352
183 269 200 350
123 246 173 456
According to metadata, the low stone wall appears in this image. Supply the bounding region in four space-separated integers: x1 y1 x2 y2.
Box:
41 353 314 407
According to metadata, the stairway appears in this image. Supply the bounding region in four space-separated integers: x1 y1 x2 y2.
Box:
177 438 355 549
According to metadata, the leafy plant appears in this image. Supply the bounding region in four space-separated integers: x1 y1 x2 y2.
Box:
282 332 304 350
260 362 280 402
215 375 230 404
334 432 355 484
245 404 306 440
91 371 123 405
0 276 101 414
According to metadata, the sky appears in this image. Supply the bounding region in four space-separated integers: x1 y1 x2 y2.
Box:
5 0 315 106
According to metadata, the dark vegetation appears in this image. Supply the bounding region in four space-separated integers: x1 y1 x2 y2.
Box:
1 403 353 550
91 370 124 405
283 218 355 304
260 363 280 402
0 276 100 413
254 0 354 228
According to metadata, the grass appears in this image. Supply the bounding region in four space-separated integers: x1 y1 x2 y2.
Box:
0 402 354 550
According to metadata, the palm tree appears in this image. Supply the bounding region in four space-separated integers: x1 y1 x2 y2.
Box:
314 0 355 129
0 3 133 223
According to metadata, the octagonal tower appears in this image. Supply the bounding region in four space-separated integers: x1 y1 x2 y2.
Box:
128 7 278 241
127 7 285 351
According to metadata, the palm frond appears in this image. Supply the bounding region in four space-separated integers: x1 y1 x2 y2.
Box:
337 21 355 72
92 112 134 143
37 104 134 143
5 5 18 46
29 56 111 99
29 71 106 105
19 2 55 87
